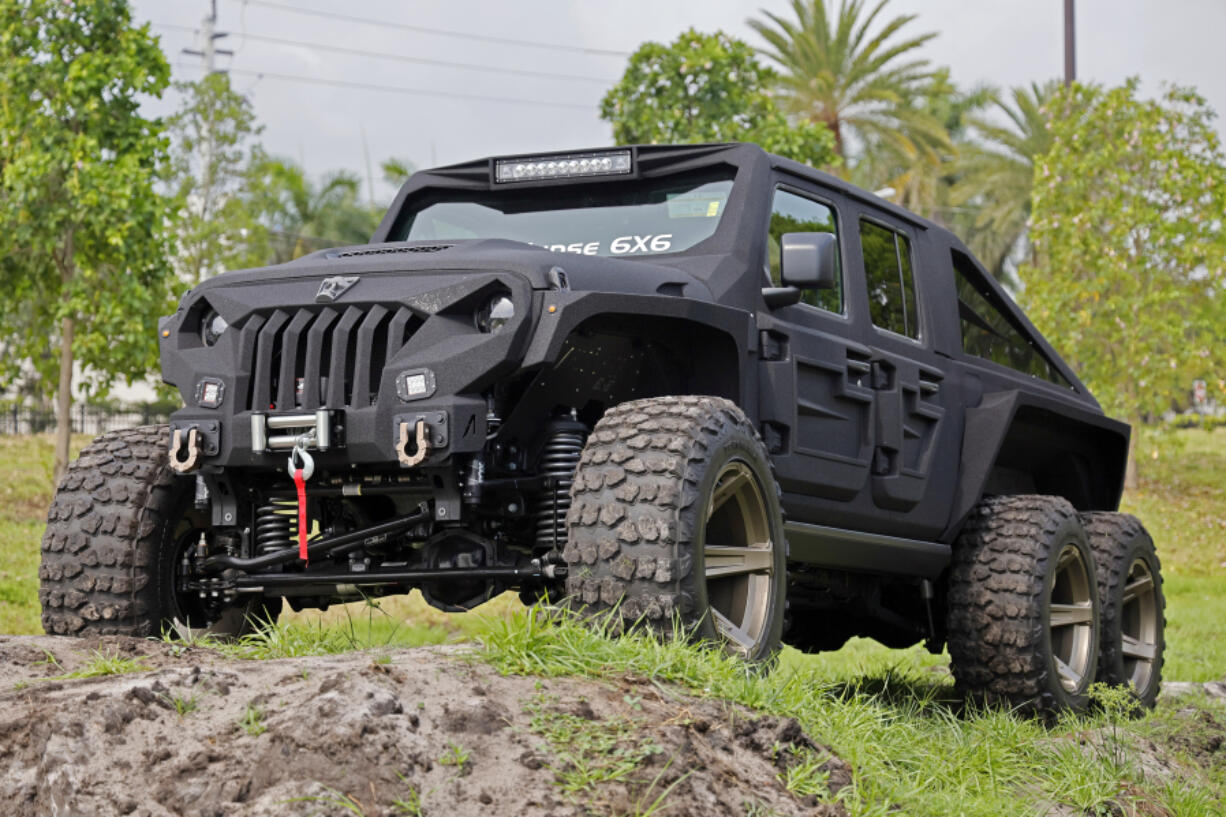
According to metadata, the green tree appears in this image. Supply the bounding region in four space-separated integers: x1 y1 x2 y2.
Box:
599 29 837 169
166 73 267 284
0 0 175 481
247 157 380 263
1021 80 1226 486
748 0 947 169
952 81 1058 283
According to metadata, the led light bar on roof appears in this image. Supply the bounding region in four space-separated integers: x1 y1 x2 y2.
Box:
494 150 632 183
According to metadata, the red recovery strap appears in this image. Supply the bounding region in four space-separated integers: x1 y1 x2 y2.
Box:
293 467 308 562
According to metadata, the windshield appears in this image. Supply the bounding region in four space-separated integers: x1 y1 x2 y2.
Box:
389 169 734 258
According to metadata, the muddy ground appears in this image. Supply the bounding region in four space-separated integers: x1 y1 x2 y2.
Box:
0 636 849 817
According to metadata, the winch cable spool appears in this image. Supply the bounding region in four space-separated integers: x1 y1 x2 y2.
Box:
535 415 588 553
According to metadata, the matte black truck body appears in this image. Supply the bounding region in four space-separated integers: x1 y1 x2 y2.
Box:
144 142 1132 657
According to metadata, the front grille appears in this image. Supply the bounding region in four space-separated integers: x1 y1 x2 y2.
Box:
240 305 423 411
332 244 452 258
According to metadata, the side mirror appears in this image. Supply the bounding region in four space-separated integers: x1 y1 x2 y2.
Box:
780 232 838 291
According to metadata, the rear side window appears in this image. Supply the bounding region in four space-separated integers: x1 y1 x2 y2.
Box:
953 250 1071 387
767 188 843 313
859 219 919 339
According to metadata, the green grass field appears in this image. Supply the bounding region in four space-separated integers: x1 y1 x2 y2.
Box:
1 427 1224 814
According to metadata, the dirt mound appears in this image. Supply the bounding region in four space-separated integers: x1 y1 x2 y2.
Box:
0 636 849 816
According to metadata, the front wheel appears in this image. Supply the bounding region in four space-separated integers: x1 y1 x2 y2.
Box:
564 396 787 662
40 426 274 638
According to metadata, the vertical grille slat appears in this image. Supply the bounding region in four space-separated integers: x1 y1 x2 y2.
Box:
350 305 389 408
327 306 365 408
387 307 413 362
300 307 338 410
241 302 422 412
250 310 290 411
277 310 315 410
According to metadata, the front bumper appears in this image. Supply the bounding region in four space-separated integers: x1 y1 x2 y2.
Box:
160 268 536 471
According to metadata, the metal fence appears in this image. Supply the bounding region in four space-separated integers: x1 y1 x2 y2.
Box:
0 405 171 436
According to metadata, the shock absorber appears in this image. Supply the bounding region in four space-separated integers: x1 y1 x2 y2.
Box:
254 496 297 556
534 415 588 552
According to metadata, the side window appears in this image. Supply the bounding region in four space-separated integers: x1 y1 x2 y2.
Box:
952 250 1072 387
860 219 919 339
767 188 842 313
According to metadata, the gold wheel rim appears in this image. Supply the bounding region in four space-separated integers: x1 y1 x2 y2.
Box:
1119 558 1159 692
1049 543 1096 693
703 460 774 656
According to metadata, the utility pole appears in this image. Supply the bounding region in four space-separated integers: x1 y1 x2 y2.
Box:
181 0 232 75
1063 0 1076 87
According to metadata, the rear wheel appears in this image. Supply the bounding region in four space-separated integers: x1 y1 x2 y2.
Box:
1083 512 1165 707
946 494 1100 713
40 425 274 638
564 396 786 662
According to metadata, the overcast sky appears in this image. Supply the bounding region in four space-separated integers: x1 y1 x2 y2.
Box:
132 0 1226 204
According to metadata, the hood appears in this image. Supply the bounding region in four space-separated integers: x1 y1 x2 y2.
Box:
190 239 715 301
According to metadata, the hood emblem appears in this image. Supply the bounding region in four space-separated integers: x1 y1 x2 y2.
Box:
316 275 360 303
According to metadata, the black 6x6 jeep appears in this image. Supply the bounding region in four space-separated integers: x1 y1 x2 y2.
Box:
40 144 1165 711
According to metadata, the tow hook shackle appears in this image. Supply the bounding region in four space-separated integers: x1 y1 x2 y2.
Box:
397 419 431 468
169 427 200 473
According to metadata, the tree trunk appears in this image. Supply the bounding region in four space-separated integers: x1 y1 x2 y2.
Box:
53 314 75 487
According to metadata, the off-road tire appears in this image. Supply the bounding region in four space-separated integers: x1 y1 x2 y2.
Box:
1082 512 1165 708
563 396 786 662
40 425 273 638
947 494 1100 713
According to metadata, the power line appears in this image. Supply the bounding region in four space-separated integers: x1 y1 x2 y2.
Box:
228 0 631 58
156 22 617 85
173 62 596 110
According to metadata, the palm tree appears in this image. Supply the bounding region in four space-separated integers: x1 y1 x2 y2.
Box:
247 157 379 262
852 68 993 221
381 157 416 188
748 0 947 170
951 81 1058 283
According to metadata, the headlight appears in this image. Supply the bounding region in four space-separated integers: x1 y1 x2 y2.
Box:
474 295 514 333
201 309 228 346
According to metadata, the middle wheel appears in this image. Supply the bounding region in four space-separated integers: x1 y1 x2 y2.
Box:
564 396 787 662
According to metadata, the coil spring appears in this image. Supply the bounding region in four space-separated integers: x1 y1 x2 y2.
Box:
535 419 588 552
254 496 297 555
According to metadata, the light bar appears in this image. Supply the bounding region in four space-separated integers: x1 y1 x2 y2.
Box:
494 150 632 183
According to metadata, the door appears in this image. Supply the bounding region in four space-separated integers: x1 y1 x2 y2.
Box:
851 212 951 521
757 185 876 512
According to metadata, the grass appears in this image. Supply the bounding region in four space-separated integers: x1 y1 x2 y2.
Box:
476 606 1226 816
46 649 151 680
524 690 663 796
238 703 267 737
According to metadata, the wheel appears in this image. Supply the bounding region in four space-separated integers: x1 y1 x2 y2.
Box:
946 494 1100 712
39 425 275 638
1082 512 1165 707
564 396 787 662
